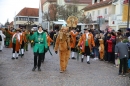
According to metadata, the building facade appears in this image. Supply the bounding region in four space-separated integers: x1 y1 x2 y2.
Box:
39 0 92 30
14 7 39 29
83 0 114 30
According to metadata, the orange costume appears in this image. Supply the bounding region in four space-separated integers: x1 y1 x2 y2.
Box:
99 39 104 60
54 27 70 73
7 29 22 59
70 30 78 59
47 35 53 46
78 29 95 64
19 31 27 56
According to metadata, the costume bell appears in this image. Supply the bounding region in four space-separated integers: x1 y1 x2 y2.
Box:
29 26 48 71
78 28 95 64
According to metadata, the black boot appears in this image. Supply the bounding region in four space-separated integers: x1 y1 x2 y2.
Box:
87 61 90 64
38 67 41 71
12 57 15 60
71 57 76 59
32 66 37 71
81 58 84 62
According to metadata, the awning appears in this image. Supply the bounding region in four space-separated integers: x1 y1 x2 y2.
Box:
53 21 67 25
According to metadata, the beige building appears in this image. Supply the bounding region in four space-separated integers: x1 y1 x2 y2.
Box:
14 7 39 29
39 0 92 29
83 0 114 30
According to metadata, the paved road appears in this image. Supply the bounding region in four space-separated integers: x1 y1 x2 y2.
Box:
0 45 130 86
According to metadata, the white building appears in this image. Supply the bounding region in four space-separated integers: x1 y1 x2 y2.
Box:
39 0 91 31
109 0 128 31
83 0 114 30
14 7 39 29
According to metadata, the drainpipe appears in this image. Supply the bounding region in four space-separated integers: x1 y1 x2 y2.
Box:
127 0 130 28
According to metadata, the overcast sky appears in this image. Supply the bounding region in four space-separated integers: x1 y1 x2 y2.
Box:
0 0 39 25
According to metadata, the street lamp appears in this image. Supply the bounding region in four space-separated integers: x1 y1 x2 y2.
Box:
97 16 102 30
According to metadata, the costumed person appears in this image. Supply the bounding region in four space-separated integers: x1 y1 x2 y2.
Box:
19 28 27 56
24 30 30 51
6 28 21 59
0 29 6 51
29 26 48 71
54 26 71 73
115 37 129 77
70 28 79 59
78 28 95 64
99 39 104 60
41 30 53 63
4 28 11 47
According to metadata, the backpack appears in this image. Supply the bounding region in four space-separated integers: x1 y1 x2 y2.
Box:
0 35 2 41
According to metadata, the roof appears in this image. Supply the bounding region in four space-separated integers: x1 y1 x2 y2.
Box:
41 0 56 5
41 0 91 5
17 7 39 17
65 0 92 4
83 0 112 11
10 21 13 26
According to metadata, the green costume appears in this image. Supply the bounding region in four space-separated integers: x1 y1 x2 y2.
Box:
29 31 48 53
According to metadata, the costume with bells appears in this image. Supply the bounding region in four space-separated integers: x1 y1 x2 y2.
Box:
54 25 71 73
78 28 95 64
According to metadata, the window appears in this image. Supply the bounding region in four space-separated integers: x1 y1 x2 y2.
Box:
94 0 97 3
104 8 107 14
92 11 95 16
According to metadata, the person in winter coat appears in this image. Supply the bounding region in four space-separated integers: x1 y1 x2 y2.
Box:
0 30 6 51
93 34 100 60
107 32 116 63
115 37 129 77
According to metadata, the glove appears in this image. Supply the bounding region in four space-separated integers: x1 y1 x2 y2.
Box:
45 48 48 52
115 54 118 59
55 51 58 54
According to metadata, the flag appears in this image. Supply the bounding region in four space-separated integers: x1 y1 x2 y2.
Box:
122 3 130 21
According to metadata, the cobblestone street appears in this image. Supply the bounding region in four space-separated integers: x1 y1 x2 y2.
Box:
0 45 130 86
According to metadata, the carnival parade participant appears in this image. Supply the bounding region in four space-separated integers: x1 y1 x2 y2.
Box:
0 29 6 51
41 31 53 63
19 28 27 56
78 28 95 64
54 26 71 73
6 28 21 59
70 28 79 59
29 26 48 71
